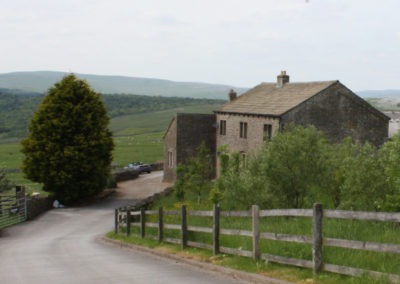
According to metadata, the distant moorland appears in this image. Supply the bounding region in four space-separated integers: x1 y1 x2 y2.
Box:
0 88 224 141
1 71 400 100
0 71 248 99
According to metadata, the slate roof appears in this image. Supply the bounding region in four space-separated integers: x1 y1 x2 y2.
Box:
216 81 338 116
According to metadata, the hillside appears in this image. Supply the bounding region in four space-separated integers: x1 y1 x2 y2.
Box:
0 71 248 99
0 90 224 141
358 89 400 98
2 71 400 100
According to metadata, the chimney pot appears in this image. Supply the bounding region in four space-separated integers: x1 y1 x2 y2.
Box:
277 71 290 87
228 89 237 101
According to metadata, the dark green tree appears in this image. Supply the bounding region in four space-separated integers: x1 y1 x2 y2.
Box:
378 134 400 211
337 142 387 211
219 151 270 210
219 124 332 209
261 124 331 208
21 75 114 203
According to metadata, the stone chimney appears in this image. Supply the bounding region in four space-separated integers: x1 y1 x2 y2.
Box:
277 71 289 87
228 89 237 101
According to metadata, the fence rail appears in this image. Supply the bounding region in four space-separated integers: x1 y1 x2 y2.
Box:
114 204 400 283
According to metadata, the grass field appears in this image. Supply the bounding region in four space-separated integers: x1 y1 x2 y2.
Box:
0 104 219 193
114 190 400 284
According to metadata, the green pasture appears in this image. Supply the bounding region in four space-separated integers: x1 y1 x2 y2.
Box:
0 143 23 170
0 103 218 193
110 104 217 135
0 133 163 193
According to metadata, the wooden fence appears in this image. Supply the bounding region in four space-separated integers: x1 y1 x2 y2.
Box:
114 204 400 283
0 186 26 229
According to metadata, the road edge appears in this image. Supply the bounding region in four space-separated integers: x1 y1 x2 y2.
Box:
98 236 293 284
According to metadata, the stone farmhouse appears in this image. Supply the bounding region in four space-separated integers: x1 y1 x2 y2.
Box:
163 72 389 182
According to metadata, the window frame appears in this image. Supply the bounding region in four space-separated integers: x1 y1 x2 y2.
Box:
263 124 272 141
168 151 173 168
219 120 226 135
239 122 248 139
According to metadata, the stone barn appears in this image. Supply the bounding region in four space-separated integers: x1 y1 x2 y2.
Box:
163 113 216 182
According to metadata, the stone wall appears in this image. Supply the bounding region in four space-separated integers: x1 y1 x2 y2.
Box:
163 113 216 183
151 162 163 171
163 117 177 182
281 83 389 147
216 113 280 155
26 197 53 220
114 169 140 182
122 186 174 211
176 113 216 171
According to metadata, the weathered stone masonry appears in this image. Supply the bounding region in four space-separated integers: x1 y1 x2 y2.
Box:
163 113 216 182
216 113 279 155
163 72 389 182
281 83 388 147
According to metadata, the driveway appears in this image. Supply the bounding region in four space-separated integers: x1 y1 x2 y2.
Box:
0 172 246 284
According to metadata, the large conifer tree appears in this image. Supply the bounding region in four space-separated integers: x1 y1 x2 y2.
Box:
21 74 114 203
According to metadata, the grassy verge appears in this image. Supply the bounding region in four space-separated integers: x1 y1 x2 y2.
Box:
107 231 393 284
109 190 399 284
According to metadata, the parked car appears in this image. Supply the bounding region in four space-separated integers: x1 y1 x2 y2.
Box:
124 162 143 169
135 164 152 174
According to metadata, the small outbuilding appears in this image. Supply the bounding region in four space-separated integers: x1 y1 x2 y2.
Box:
163 113 216 182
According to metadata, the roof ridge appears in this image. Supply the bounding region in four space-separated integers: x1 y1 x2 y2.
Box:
258 80 338 85
218 80 341 116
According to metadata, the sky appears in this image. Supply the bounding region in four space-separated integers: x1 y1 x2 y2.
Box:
1 0 399 91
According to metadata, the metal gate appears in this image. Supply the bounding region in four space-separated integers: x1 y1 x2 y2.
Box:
0 186 26 229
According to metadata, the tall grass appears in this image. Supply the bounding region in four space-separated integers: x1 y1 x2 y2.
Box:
129 189 400 283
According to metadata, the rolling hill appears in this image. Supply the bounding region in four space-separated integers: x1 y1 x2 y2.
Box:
2 71 400 100
0 90 224 141
357 90 400 98
0 71 248 99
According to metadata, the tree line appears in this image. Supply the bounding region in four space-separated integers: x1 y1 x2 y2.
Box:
0 89 224 139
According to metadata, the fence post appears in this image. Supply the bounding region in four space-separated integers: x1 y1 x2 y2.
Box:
126 209 131 236
140 207 146 238
114 208 118 234
181 205 187 249
252 205 260 260
313 203 323 274
158 207 164 242
213 204 220 255
23 187 27 221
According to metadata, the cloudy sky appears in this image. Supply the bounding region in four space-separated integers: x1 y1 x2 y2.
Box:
1 0 399 91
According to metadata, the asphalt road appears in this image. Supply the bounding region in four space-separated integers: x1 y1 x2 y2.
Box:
0 172 245 284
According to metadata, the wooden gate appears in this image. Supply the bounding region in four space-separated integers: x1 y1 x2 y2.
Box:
0 186 26 229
